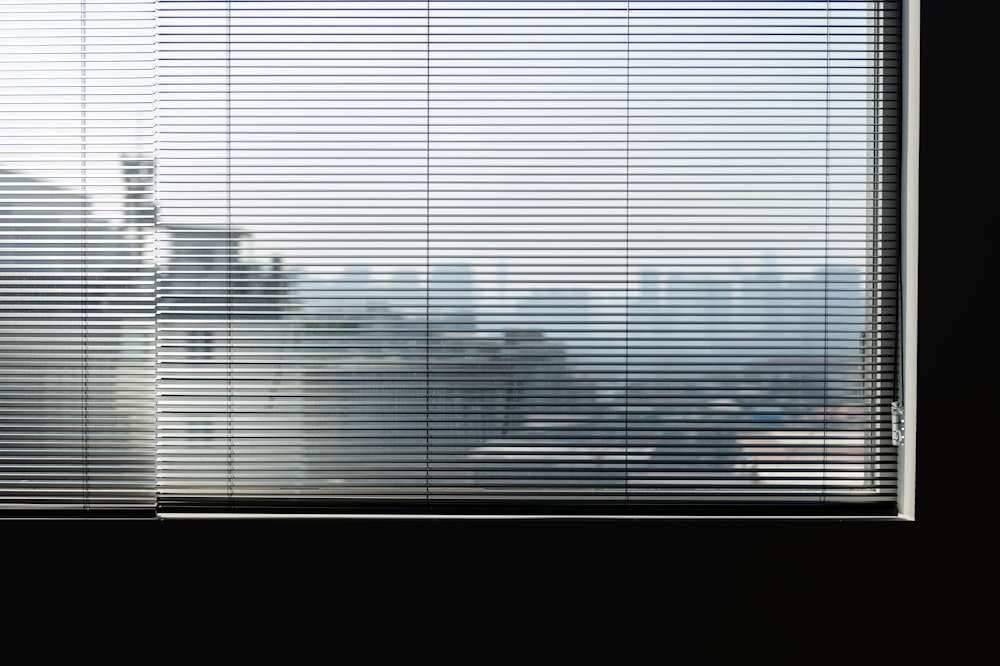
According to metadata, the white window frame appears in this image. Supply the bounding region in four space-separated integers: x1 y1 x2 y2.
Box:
0 0 919 521
897 0 918 521
161 0 922 521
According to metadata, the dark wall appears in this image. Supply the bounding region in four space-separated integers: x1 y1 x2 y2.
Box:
2 5 990 663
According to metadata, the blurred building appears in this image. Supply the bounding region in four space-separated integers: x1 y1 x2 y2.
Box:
0 167 155 507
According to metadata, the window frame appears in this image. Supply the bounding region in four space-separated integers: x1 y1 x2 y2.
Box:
0 0 919 521
154 0 921 521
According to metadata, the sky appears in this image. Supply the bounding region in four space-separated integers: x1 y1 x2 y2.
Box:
2 0 881 291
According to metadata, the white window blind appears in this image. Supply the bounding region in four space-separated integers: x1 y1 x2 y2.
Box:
2 0 904 517
0 0 156 511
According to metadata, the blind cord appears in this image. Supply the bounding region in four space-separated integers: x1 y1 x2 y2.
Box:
625 1 631 504
226 0 235 508
425 0 431 506
822 0 833 500
81 0 89 510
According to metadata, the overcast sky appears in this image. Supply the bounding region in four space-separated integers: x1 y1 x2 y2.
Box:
3 0 878 298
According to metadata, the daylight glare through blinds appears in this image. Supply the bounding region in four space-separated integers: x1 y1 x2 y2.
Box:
0 0 156 510
1 0 901 516
155 0 900 515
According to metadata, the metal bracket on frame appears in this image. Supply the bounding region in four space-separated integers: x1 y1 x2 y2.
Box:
891 401 905 447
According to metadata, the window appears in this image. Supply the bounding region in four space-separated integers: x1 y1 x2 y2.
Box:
0 0 916 518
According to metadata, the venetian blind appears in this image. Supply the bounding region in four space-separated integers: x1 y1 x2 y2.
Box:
155 0 900 515
0 0 156 511
1 0 902 516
